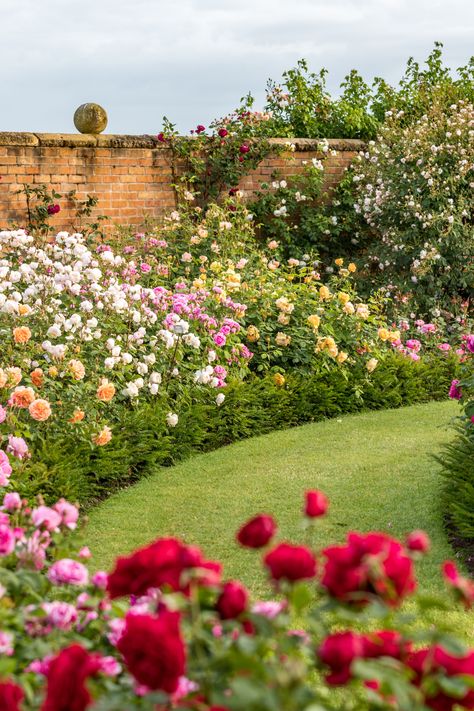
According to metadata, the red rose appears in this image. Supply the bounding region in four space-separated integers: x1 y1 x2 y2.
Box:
322 532 416 606
218 128 228 138
319 630 409 686
157 132 167 143
239 144 250 154
117 611 186 693
47 204 60 215
216 580 249 619
304 490 329 517
442 560 474 608
318 631 365 685
407 645 474 710
237 514 277 548
41 644 100 711
406 530 430 553
264 542 317 582
107 537 221 598
0 681 23 711
196 125 206 134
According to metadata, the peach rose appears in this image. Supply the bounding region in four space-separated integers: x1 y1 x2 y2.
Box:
69 409 85 424
10 386 36 408
13 326 32 344
96 380 116 402
28 399 52 421
30 368 44 388
93 426 112 446
68 360 85 381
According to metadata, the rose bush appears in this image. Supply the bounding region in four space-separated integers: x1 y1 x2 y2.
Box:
0 482 470 709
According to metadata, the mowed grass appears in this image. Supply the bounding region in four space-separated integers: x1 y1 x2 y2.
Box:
85 399 465 588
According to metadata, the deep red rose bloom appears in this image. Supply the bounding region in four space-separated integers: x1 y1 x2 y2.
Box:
117 611 185 693
107 537 221 598
318 631 365 685
239 144 250 154
406 529 430 553
218 128 228 138
41 644 100 711
321 532 416 606
264 542 317 582
196 125 206 134
304 490 329 517
157 132 166 143
407 645 474 711
442 560 474 608
319 630 410 686
0 681 23 711
216 580 249 619
47 204 60 215
236 514 277 548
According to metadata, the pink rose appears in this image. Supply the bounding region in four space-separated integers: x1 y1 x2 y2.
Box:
0 525 15 556
43 601 78 630
7 436 29 460
3 493 21 511
31 506 62 531
48 559 89 586
53 499 79 530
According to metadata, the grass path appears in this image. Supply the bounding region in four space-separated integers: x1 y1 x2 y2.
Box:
84 401 466 602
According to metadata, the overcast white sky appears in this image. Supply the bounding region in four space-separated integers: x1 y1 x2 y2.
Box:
1 0 473 135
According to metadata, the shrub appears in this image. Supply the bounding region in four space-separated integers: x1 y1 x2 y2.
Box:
0 485 473 709
352 99 474 320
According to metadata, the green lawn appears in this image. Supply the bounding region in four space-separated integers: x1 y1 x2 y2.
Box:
84 400 465 602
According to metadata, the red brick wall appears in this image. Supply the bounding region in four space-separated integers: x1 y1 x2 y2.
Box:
0 134 364 231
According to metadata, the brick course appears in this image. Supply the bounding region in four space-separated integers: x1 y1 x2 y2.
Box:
0 134 364 231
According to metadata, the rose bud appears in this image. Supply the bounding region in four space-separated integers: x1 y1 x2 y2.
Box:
239 144 250 154
304 490 329 518
216 581 248 619
237 514 277 548
406 530 430 554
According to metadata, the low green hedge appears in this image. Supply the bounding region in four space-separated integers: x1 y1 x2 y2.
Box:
15 352 456 507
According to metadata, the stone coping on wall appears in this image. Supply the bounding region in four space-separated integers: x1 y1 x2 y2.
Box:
0 133 365 151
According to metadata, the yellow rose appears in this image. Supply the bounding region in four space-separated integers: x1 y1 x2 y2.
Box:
366 358 378 373
338 292 350 305
319 286 331 301
48 366 58 378
275 332 291 347
307 314 321 330
273 373 285 387
246 325 260 342
337 351 348 364
348 263 357 273
335 258 344 266
388 330 401 343
377 327 390 341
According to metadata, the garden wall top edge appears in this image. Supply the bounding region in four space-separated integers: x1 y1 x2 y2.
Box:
0 133 365 151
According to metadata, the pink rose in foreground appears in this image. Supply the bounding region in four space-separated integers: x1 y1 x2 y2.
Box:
3 492 21 511
53 499 79 530
48 559 89 586
0 525 15 556
31 506 62 532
